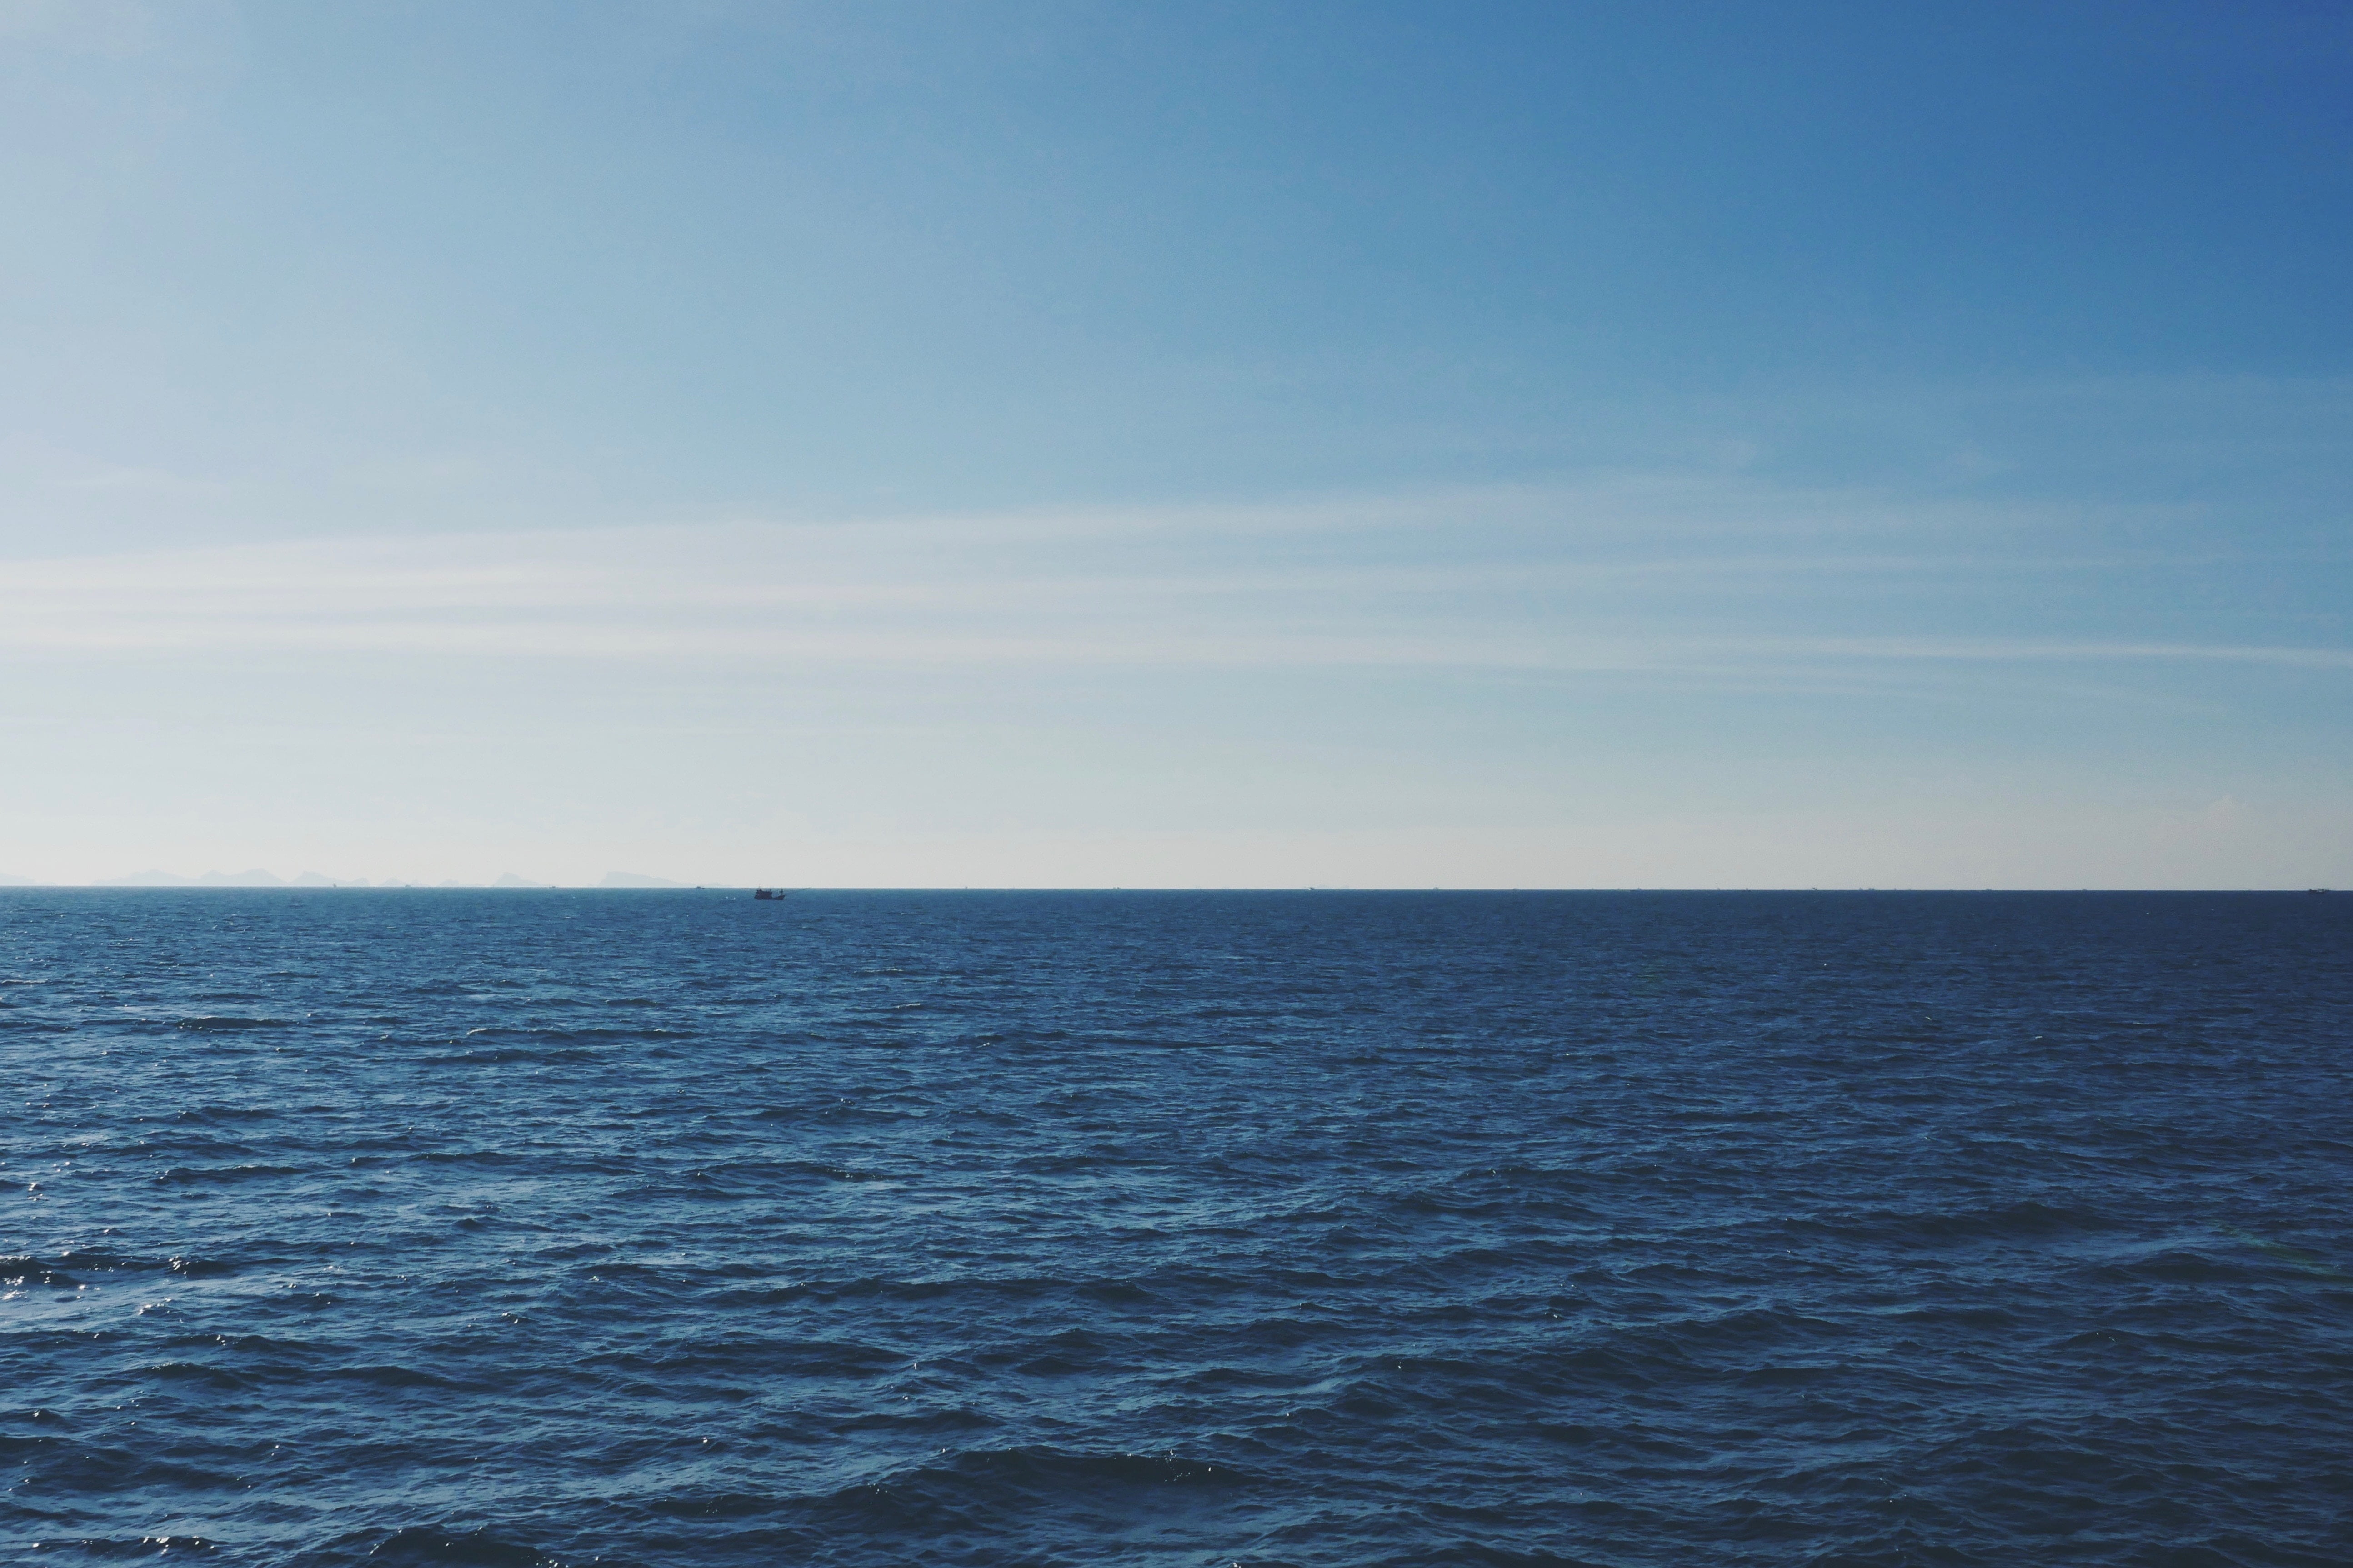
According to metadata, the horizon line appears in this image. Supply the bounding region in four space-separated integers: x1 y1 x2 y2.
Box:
0 884 2332 895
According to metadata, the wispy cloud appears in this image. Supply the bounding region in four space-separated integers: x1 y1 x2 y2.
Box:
1773 637 2353 670
3 483 2343 680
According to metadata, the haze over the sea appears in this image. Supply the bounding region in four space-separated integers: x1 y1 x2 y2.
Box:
2 2 2346 888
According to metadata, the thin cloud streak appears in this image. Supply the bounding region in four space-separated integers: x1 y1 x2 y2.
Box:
4 485 2343 676
1788 638 2353 669
5 484 2334 682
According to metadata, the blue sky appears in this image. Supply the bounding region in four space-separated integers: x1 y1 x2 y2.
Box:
1 0 2347 886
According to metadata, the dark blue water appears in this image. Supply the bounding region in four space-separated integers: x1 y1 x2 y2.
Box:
4 890 2348 1566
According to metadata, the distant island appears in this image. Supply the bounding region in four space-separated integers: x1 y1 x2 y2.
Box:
45 869 695 889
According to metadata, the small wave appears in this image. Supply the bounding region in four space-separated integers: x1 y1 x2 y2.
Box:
2092 1247 2262 1285
417 1047 604 1066
708 1274 1056 1310
139 1361 257 1391
936 1445 1246 1492
826 1403 1002 1437
19 1538 218 1560
1012 1327 1120 1375
646 1446 1247 1537
152 1164 305 1186
170 1015 289 1031
1880 1302 2024 1331
360 1526 557 1566
325 1364 473 1391
581 1337 906 1378
804 1161 896 1183
167 1104 281 1124
460 1025 698 1042
1775 1198 2112 1249
0 1256 81 1288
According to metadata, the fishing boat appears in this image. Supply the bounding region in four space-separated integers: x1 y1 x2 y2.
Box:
753 888 788 900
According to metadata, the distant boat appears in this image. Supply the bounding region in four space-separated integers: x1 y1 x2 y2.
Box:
752 888 789 901
2311 888 2332 895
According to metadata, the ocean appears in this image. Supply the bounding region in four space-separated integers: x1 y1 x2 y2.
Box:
2 889 2347 1566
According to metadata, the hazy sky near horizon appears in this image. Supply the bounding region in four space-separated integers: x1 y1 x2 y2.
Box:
3 0 2348 887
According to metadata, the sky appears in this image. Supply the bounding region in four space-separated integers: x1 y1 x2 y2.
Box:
1 0 2347 888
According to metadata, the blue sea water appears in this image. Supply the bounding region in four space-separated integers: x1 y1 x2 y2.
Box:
2 889 2348 1567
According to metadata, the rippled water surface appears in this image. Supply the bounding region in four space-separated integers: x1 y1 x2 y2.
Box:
3 889 2349 1566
